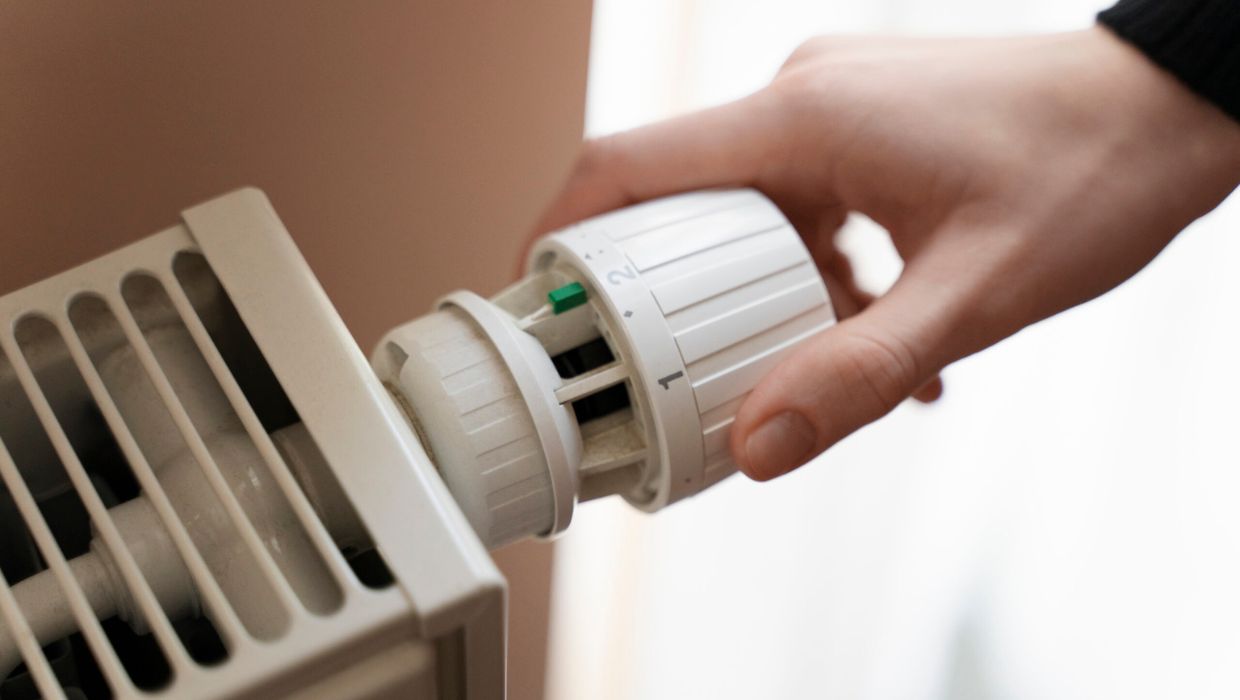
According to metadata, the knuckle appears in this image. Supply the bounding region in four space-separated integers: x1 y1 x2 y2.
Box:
768 64 810 100
843 329 922 413
768 51 853 119
764 67 824 129
781 35 839 71
574 136 617 177
566 134 634 203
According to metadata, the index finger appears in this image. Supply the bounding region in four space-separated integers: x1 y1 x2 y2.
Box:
532 89 789 235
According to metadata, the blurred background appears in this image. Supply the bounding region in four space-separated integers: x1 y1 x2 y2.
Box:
3 2 1239 699
0 3 592 698
547 1 1240 699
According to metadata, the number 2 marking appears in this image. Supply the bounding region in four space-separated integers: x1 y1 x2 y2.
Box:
607 265 637 286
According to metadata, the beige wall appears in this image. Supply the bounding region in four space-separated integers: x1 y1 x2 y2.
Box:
0 3 591 697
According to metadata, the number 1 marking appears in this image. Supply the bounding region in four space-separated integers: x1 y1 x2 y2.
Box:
657 371 684 390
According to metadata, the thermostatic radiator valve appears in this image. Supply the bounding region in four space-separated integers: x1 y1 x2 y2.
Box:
374 189 836 548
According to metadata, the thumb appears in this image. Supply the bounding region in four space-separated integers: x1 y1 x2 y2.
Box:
731 279 954 481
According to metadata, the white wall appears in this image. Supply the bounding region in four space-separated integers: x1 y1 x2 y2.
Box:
549 2 1240 699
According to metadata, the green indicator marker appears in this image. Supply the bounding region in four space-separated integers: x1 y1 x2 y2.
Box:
548 282 587 314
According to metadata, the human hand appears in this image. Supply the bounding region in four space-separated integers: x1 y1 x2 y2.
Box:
531 27 1240 481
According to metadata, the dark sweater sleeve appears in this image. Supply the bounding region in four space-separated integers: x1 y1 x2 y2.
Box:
1099 0 1240 122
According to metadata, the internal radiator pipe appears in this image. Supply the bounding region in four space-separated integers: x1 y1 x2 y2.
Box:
0 326 359 679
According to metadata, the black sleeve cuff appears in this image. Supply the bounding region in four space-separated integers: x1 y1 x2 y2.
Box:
1099 0 1240 122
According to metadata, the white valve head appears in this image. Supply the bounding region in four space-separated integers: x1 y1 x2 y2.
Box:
374 189 836 549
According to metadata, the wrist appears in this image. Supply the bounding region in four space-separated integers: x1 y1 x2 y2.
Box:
1086 26 1240 195
1099 0 1240 124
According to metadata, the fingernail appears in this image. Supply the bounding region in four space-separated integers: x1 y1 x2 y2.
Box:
743 411 817 480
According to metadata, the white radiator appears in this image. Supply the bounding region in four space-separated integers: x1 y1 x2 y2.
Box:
0 190 503 699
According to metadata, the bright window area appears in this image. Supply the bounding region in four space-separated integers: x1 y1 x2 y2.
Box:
549 2 1240 698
